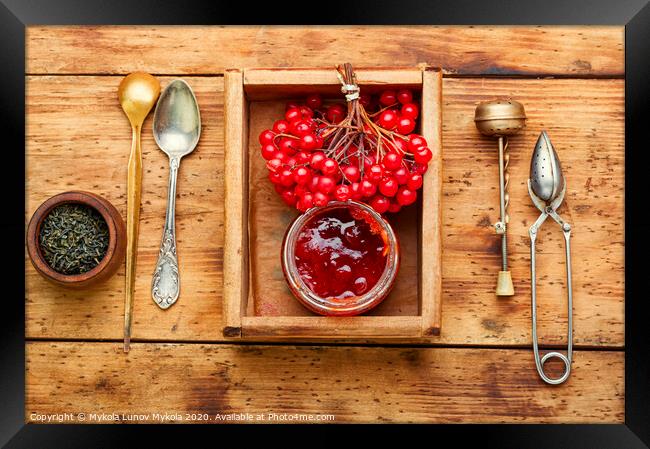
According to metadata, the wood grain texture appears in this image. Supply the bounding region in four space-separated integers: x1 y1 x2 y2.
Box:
25 342 623 423
441 78 624 348
26 26 624 76
26 75 225 342
420 69 443 334
26 76 624 348
240 74 427 337
241 316 424 338
222 70 246 336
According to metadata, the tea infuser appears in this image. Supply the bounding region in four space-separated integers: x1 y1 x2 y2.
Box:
474 99 527 296
527 131 573 385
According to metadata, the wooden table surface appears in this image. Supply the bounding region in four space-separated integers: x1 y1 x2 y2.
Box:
25 26 625 423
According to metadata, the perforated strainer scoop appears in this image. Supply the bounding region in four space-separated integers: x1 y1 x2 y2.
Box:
527 131 573 385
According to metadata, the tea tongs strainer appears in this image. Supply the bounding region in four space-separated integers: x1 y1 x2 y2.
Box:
527 131 573 385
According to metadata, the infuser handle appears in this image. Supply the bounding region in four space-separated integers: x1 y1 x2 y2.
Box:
529 216 573 385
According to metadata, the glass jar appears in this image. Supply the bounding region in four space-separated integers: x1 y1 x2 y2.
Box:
281 200 399 316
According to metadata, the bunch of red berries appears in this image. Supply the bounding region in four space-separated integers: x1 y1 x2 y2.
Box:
258 78 432 214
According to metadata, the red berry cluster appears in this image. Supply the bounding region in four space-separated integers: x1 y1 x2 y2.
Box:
258 88 432 214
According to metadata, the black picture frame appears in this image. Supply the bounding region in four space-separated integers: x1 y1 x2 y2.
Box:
3 0 649 447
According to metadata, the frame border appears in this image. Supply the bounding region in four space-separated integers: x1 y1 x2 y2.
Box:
5 0 649 447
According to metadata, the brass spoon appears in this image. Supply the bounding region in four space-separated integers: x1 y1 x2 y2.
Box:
118 72 160 353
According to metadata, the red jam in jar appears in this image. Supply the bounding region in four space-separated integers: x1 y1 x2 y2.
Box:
295 207 387 299
282 201 399 316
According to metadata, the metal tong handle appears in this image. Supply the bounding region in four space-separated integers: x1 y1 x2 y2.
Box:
529 210 573 385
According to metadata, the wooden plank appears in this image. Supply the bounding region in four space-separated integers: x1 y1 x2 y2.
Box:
241 316 423 338
26 26 624 76
25 342 624 423
25 76 624 348
243 69 428 328
420 69 443 335
244 67 423 86
26 75 225 341
222 70 246 337
440 78 624 348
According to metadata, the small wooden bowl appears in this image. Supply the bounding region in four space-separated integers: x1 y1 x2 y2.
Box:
26 191 126 289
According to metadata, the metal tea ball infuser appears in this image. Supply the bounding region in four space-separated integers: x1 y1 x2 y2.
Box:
527 131 573 385
474 99 527 296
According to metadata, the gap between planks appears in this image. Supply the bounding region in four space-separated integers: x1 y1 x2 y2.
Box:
24 337 624 352
24 72 624 80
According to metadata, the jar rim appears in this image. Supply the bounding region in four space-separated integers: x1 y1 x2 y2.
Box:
281 200 399 316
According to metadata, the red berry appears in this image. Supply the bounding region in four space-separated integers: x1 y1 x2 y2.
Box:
285 107 301 123
291 119 313 137
401 103 419 119
309 175 321 192
261 144 276 160
379 177 399 197
407 173 423 190
321 158 339 176
360 179 377 197
334 184 351 201
299 134 319 151
269 171 281 184
342 165 360 182
378 109 398 130
326 104 346 123
397 89 413 104
296 151 310 164
394 138 409 154
313 191 329 207
318 176 336 194
279 168 295 187
370 195 390 214
273 151 287 163
306 94 322 109
258 129 275 145
278 137 298 156
393 166 409 184
382 152 402 171
273 120 290 134
313 135 324 149
413 163 429 175
299 106 314 119
396 187 418 206
362 155 374 172
388 201 402 213
397 117 416 135
294 166 311 185
408 134 428 152
350 182 363 200
286 102 299 111
281 189 297 206
379 90 397 106
413 146 433 164
359 93 372 108
266 158 282 172
297 192 314 212
310 152 326 170
367 164 384 184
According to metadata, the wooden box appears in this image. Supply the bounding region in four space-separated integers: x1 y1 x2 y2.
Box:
223 67 442 340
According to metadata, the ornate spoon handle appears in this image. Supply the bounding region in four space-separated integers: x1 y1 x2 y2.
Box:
152 156 181 309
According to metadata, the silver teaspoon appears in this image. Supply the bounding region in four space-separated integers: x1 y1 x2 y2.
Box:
151 79 201 309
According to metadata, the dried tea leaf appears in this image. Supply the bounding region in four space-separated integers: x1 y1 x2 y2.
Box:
39 204 109 275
